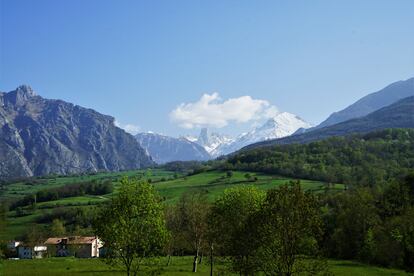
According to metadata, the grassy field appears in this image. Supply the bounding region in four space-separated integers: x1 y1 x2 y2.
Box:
153 170 343 204
1 257 412 275
0 171 407 275
0 169 176 200
0 169 344 240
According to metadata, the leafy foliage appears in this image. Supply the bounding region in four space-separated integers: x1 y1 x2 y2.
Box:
321 172 414 272
251 182 328 275
225 129 414 187
93 177 167 276
167 192 210 272
210 186 265 274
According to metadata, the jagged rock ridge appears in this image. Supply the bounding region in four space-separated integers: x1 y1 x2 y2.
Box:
0 85 153 178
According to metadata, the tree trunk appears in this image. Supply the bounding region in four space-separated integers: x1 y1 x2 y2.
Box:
167 255 172 266
210 244 214 276
199 253 203 264
193 255 198 272
193 248 199 272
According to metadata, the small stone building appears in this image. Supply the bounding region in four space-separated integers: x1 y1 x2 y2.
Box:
44 236 102 258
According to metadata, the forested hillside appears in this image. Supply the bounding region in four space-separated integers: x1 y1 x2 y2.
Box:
225 128 414 187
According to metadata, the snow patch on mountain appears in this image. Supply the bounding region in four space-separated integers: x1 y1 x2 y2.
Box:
187 128 234 156
136 132 211 164
215 112 311 155
183 112 311 156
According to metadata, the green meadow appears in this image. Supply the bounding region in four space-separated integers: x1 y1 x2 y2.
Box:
1 170 412 276
1 169 342 240
1 257 412 276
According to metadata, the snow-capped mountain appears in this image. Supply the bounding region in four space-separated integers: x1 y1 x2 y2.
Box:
215 112 311 155
136 132 211 164
191 128 234 156
182 135 198 143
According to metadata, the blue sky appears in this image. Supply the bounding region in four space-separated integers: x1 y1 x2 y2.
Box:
1 0 413 137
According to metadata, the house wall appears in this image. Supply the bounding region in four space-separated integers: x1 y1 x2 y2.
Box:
45 237 102 258
17 247 32 259
33 250 46 259
73 244 92 258
91 239 99 257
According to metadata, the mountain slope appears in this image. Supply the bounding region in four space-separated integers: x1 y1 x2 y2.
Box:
136 132 211 164
218 112 311 155
0 85 153 178
316 77 414 129
243 96 414 149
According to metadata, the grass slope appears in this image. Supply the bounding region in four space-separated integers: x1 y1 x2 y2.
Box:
154 170 342 204
0 169 175 200
1 169 343 240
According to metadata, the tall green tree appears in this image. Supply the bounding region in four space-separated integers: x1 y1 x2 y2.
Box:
392 207 414 271
170 192 210 272
50 219 66 236
252 182 327 276
210 186 265 275
22 224 46 248
94 177 167 276
328 188 380 261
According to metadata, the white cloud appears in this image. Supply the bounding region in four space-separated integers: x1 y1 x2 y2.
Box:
114 120 141 135
170 93 279 129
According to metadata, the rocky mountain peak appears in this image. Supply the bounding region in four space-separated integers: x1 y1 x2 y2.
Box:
136 132 211 164
17 85 36 96
0 85 153 178
4 85 37 105
197 128 210 145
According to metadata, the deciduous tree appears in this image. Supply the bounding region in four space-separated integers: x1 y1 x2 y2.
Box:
94 177 167 276
171 192 210 272
252 182 327 276
210 186 265 275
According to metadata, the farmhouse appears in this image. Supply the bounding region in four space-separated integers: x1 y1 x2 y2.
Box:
44 236 102 258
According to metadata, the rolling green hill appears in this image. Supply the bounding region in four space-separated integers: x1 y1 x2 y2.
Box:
0 169 342 240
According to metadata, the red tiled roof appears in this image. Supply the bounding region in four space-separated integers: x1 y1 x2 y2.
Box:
44 236 97 245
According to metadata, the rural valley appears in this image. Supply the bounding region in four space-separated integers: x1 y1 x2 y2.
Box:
1 1 414 275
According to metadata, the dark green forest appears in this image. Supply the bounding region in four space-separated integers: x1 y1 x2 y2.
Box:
224 129 414 188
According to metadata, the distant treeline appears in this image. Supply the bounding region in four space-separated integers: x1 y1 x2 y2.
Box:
36 206 98 229
160 160 218 175
223 129 414 187
11 180 113 209
0 171 112 186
